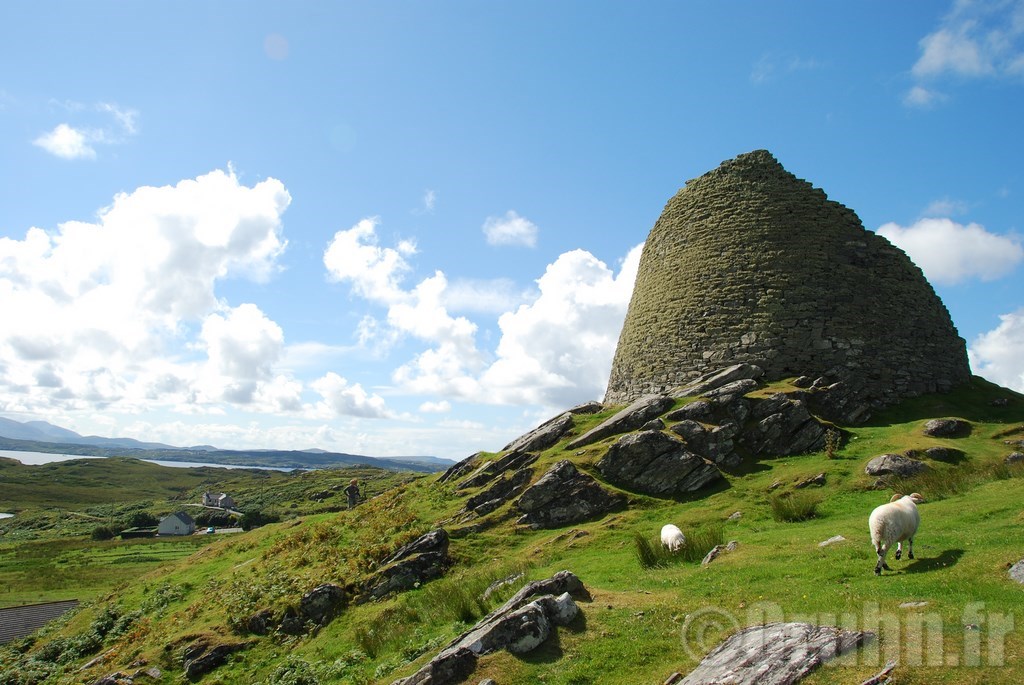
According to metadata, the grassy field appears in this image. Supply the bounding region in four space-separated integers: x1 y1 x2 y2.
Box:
1 377 1022 684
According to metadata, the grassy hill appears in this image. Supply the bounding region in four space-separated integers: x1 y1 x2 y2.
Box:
1 378 1022 684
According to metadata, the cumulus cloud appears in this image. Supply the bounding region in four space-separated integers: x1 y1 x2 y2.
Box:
876 218 1023 285
443 277 535 314
325 218 643 410
310 372 390 418
419 399 451 413
970 308 1024 392
33 123 95 159
907 1 1024 104
479 244 644 407
324 218 416 303
32 102 139 159
0 168 293 417
483 210 539 247
902 84 947 108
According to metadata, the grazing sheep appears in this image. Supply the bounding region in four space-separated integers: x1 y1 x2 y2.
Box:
868 493 924 575
661 524 685 552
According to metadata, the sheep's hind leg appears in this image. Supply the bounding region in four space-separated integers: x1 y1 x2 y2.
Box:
895 542 903 561
907 537 914 560
875 548 890 575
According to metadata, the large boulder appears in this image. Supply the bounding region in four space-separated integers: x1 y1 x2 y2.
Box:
182 640 251 681
515 461 624 529
597 430 722 496
679 622 872 685
566 394 675 449
864 453 929 478
922 418 971 438
299 583 346 626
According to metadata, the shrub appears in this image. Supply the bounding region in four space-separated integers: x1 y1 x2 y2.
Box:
90 526 116 541
824 429 841 459
769 491 821 522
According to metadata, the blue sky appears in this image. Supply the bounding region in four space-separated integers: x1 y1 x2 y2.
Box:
1 1 1023 461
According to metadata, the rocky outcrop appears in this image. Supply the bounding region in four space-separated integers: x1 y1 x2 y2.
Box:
567 395 675 449
740 393 826 457
597 431 722 496
516 461 624 529
182 639 251 681
392 571 586 685
670 363 764 398
503 401 603 454
679 622 873 685
438 452 483 484
457 451 538 491
462 467 534 517
299 583 346 626
922 418 971 438
669 420 740 468
1006 452 1024 465
865 454 929 478
363 529 451 600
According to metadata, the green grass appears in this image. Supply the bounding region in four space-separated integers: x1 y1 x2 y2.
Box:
2 379 1023 685
768 490 823 522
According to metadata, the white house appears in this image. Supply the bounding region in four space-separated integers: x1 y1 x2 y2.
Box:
201 492 236 509
158 511 195 536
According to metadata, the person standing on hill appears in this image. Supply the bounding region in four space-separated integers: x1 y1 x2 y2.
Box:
345 478 361 509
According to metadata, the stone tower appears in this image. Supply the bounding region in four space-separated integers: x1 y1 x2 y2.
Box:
605 150 971 408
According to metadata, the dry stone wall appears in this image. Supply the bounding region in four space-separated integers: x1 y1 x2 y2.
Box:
605 150 970 408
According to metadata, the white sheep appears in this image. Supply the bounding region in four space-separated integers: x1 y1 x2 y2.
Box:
868 493 924 575
661 524 685 552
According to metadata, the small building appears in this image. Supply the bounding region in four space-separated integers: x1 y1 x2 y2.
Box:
120 527 157 539
158 511 195 536
201 492 236 509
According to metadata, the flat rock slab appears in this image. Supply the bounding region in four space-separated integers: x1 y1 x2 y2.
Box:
680 622 872 685
567 394 675 449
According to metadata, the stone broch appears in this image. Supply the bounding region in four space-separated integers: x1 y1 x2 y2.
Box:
604 150 970 411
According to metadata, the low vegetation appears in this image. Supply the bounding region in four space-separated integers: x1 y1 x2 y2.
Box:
1 377 1023 684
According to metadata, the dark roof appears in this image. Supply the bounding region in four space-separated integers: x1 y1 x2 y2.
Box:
163 511 194 525
0 600 79 644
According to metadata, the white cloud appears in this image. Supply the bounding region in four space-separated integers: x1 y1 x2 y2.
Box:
921 197 969 217
310 372 390 418
325 218 643 411
33 123 95 159
444 277 533 314
32 102 140 159
478 244 643 407
902 84 947 108
483 210 539 248
197 304 284 405
913 27 994 78
419 399 451 413
876 218 1023 285
969 308 1024 392
907 1 1024 105
0 168 292 416
423 190 436 212
324 218 415 303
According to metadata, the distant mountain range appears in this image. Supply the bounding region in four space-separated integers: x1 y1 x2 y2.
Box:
0 417 452 472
